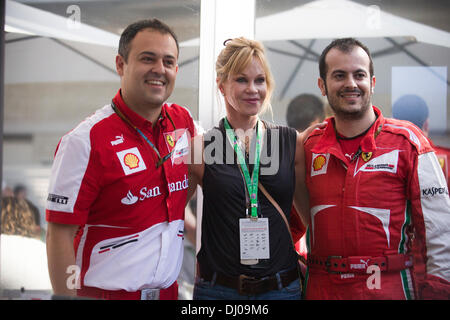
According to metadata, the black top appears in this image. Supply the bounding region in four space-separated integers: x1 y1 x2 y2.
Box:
198 118 298 277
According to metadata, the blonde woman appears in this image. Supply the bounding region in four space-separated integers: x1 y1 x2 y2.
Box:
188 37 315 300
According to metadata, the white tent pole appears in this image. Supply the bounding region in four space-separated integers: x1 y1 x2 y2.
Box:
0 0 5 299
195 0 255 256
197 0 255 132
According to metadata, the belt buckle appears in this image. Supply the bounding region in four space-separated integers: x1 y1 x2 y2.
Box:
325 256 343 274
386 253 410 272
140 288 160 300
238 274 258 295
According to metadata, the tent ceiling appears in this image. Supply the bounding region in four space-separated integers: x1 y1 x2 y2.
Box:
13 0 450 43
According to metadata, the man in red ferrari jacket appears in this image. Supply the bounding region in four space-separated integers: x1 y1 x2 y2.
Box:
302 38 450 299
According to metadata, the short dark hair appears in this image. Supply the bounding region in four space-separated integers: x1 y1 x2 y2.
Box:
319 38 374 80
13 184 26 196
286 94 325 131
118 18 179 62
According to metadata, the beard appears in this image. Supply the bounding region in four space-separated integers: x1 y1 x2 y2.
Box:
325 84 373 121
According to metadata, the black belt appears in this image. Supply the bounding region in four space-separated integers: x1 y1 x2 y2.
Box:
308 254 413 274
199 268 299 295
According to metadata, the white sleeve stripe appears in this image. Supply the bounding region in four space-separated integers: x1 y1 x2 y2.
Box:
417 151 450 281
46 105 114 213
384 123 421 149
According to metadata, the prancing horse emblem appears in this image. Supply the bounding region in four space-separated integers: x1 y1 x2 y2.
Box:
166 134 175 148
362 152 372 162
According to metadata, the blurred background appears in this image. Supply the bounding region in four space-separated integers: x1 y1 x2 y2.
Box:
1 0 449 298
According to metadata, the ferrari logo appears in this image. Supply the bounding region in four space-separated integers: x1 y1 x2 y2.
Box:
166 134 175 148
362 152 372 162
438 157 445 170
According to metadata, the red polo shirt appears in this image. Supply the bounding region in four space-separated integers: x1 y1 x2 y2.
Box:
46 90 196 292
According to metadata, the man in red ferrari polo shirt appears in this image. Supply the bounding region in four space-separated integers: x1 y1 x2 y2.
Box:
46 19 196 300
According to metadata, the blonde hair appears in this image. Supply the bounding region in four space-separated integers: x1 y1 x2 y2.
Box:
1 197 37 238
216 37 275 116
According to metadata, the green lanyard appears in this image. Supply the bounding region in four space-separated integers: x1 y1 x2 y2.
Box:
223 117 263 219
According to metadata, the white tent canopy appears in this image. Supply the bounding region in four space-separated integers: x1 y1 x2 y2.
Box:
6 0 449 62
256 0 450 48
5 0 119 48
180 0 450 48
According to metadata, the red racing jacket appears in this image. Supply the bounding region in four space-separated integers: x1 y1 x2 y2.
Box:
304 106 450 299
46 90 196 293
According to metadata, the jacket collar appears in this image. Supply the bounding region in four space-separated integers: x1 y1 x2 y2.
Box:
312 106 385 155
112 89 168 129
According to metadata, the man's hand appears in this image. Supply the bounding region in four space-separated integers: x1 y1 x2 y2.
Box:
298 121 327 144
46 222 79 297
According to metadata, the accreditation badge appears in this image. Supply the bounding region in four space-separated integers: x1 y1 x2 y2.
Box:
239 217 270 265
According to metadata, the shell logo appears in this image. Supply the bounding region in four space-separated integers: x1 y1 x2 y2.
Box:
124 153 139 169
116 147 146 175
313 155 327 171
